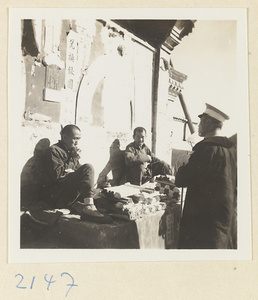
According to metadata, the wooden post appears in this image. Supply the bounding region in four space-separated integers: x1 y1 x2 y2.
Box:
151 48 160 154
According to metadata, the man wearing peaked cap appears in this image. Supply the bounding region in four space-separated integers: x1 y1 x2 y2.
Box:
175 103 237 249
197 103 230 139
198 103 230 122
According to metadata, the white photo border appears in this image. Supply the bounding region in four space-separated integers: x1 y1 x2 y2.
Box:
8 7 251 263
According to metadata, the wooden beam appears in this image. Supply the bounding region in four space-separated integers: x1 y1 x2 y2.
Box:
151 48 161 154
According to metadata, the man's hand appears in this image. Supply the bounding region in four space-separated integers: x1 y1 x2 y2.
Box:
138 149 152 162
70 147 81 158
146 155 152 162
65 169 75 173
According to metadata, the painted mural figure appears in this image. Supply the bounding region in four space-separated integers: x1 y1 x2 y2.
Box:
175 104 237 249
39 125 113 224
125 127 172 185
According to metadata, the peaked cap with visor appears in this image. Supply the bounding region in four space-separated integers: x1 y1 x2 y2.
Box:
198 103 230 123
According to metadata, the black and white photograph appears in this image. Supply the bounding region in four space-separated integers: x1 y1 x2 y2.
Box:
8 8 250 263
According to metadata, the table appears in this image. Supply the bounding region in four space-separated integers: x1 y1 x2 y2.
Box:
20 204 181 249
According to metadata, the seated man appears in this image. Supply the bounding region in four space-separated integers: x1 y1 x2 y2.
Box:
38 124 112 224
125 127 172 185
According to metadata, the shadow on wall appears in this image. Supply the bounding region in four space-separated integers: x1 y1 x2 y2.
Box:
21 138 50 210
97 139 126 188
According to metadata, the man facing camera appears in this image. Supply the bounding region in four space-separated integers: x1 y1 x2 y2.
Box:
39 124 112 224
175 104 237 249
125 126 172 185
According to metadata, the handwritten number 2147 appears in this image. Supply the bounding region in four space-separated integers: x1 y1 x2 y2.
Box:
15 273 78 297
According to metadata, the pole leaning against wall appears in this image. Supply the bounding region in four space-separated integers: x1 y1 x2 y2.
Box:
178 92 195 135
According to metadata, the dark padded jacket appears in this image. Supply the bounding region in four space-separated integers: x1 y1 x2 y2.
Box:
175 136 237 249
39 141 81 188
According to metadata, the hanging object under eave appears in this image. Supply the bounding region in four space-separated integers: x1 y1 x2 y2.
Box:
162 20 196 53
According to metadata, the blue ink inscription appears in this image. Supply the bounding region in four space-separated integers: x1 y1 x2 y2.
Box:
30 276 35 289
15 274 27 289
15 273 78 297
61 272 78 297
44 274 56 291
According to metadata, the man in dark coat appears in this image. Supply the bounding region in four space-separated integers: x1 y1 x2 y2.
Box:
39 124 112 224
175 104 237 249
